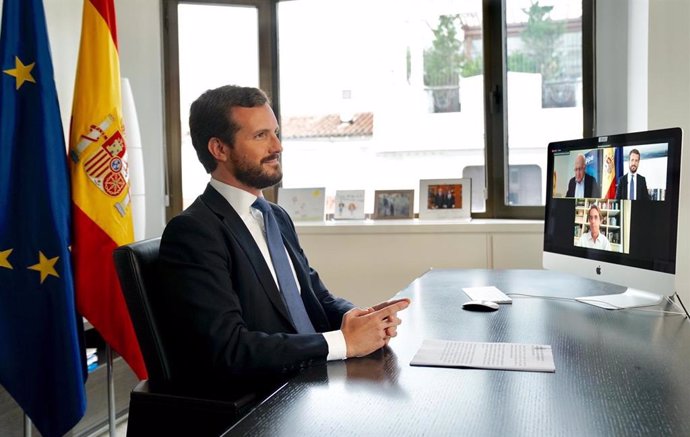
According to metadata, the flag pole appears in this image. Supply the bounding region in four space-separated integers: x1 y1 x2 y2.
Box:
23 414 31 437
106 345 116 437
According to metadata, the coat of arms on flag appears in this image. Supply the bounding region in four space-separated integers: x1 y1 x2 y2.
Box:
82 129 129 196
71 113 131 217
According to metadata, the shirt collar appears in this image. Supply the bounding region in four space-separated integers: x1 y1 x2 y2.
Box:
209 178 260 218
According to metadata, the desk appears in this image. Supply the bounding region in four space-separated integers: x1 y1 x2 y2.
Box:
223 269 690 436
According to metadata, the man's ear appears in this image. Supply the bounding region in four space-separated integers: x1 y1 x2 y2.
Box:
208 137 227 162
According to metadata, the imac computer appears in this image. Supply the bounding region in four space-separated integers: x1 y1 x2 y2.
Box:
543 127 682 309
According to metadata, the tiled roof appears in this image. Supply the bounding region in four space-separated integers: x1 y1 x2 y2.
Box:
281 112 373 139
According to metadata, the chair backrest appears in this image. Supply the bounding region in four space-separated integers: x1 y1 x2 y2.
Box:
113 237 171 386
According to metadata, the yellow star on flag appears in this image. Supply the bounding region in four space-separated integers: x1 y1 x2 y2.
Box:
27 251 59 284
3 56 36 90
0 248 13 270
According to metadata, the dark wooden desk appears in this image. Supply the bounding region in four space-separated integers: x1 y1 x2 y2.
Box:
223 269 690 436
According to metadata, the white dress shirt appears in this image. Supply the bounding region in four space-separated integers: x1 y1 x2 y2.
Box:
209 178 347 361
578 231 612 251
574 179 585 198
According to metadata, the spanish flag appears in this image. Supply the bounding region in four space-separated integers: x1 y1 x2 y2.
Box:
69 0 147 379
601 146 617 199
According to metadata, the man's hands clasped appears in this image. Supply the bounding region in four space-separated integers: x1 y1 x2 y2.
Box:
341 298 411 358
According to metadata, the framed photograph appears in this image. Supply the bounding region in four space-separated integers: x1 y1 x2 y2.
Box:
419 178 471 220
277 187 326 222
334 190 366 220
373 189 414 219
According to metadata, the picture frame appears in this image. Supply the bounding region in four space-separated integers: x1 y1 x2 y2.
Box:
373 189 414 219
419 178 471 220
277 187 326 222
333 190 366 220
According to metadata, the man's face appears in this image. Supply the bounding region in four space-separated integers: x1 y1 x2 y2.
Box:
574 158 585 183
588 208 601 236
629 152 640 174
222 104 283 191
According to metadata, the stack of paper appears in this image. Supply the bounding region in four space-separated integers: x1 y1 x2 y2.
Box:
410 339 555 372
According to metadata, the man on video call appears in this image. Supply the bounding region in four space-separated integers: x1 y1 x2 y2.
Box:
566 153 601 198
616 148 650 200
578 204 611 250
157 85 410 395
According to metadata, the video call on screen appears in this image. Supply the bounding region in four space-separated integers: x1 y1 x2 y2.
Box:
546 141 676 273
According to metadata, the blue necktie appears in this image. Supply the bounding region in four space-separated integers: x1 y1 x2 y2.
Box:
252 197 315 333
629 175 635 200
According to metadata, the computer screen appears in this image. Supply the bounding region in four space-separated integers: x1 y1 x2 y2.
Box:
543 127 682 309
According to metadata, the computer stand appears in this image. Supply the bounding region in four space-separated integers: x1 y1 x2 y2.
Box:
576 288 665 310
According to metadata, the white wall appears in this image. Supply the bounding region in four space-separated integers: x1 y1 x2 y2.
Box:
297 221 544 306
596 1 689 304
648 0 690 305
116 0 166 238
596 0 649 135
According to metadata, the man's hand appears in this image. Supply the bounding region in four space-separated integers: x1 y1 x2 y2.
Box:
341 298 410 358
370 298 410 342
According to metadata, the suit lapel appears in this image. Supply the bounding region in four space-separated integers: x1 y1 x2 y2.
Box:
200 185 294 328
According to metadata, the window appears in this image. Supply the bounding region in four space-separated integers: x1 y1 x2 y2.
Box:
163 0 592 220
177 3 260 209
505 1 584 208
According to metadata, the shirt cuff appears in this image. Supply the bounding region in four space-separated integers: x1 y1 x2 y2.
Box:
323 330 347 361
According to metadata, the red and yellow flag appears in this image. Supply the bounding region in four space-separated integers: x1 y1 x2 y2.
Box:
602 147 617 199
69 0 147 379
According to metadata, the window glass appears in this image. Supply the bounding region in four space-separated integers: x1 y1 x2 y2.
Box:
505 0 583 206
277 0 486 214
178 4 259 208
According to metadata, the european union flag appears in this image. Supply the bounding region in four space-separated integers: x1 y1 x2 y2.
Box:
0 0 87 435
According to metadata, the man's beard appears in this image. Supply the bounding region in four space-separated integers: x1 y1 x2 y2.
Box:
231 153 283 190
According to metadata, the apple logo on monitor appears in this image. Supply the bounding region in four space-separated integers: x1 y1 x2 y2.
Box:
596 265 601 275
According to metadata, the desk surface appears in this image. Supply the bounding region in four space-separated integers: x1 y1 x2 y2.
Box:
224 269 690 436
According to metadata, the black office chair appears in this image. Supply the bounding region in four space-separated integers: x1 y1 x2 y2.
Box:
113 238 255 437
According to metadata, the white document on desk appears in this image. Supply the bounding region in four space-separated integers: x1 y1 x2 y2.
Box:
410 339 555 373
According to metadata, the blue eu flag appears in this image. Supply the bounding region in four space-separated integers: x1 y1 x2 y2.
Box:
0 0 87 435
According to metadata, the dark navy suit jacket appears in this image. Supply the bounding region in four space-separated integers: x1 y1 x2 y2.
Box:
566 173 601 198
157 184 353 390
615 173 650 200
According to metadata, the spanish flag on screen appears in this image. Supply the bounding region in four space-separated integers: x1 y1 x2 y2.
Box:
69 0 147 379
602 147 619 199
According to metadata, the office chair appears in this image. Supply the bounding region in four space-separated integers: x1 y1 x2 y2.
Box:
113 238 256 437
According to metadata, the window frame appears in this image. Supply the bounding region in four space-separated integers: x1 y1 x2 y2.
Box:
162 0 595 221
161 0 278 219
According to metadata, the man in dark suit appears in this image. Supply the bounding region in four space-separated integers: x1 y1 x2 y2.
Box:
565 153 601 198
158 85 409 393
615 148 650 200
